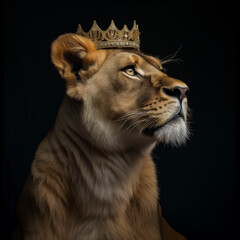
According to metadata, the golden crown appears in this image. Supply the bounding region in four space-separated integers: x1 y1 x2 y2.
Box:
76 20 140 50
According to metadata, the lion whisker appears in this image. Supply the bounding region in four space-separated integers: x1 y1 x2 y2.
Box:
139 117 158 136
126 118 147 135
160 45 183 65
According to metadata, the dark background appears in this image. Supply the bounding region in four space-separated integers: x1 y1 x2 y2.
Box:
3 1 237 239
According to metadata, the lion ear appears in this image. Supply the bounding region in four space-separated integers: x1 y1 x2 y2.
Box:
51 33 96 86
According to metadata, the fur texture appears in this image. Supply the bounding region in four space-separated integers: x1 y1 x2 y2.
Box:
13 33 188 240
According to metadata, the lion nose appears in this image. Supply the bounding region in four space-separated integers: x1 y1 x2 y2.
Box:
162 86 189 101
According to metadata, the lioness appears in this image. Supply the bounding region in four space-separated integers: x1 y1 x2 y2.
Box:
13 32 188 240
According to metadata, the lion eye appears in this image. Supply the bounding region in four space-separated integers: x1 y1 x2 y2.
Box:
125 67 135 76
122 65 141 78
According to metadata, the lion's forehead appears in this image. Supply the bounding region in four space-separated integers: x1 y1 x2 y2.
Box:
104 51 162 74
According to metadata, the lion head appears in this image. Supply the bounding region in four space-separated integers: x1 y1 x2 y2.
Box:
51 33 189 151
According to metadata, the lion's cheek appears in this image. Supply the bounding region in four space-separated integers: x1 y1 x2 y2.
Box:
107 93 141 120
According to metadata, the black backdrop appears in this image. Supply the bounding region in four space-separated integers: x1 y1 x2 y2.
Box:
3 1 237 239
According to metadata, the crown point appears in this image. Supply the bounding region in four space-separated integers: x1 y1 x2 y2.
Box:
132 20 137 30
109 20 118 29
77 24 86 36
92 20 98 28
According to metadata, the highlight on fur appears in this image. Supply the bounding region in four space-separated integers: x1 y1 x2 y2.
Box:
13 32 189 240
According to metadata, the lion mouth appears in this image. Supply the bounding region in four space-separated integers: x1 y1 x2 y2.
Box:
142 113 184 137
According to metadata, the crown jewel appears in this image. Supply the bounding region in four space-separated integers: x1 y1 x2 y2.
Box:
76 20 140 50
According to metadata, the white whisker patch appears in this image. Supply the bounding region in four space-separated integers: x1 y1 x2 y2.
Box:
154 117 189 147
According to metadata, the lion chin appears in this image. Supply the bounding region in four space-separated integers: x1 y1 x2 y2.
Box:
156 117 189 146
143 117 189 147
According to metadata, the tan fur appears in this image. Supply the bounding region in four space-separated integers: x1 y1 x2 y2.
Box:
13 34 188 240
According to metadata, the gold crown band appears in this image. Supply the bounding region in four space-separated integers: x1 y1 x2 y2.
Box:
76 20 140 50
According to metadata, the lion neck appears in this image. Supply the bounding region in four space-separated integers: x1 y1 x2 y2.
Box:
56 94 156 153
51 95 156 214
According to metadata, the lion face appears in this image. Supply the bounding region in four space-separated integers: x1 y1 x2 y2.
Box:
51 34 189 150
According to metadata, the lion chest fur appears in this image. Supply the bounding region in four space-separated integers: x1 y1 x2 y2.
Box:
15 95 160 240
